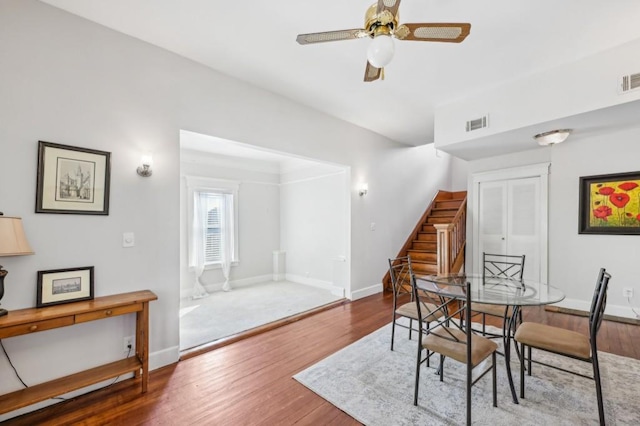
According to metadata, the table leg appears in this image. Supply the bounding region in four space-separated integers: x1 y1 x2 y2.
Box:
504 305 520 404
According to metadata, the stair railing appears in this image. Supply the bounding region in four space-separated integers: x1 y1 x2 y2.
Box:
434 195 467 275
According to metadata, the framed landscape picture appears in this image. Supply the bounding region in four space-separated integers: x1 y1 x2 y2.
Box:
36 141 111 215
36 266 95 308
579 171 640 235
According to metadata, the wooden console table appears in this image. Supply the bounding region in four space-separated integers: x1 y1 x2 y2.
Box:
0 290 157 415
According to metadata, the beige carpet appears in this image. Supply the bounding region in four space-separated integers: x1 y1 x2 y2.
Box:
294 321 640 425
180 280 342 350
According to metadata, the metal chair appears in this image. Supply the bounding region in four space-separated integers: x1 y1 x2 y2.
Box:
388 256 443 351
471 252 526 337
412 273 498 426
515 268 611 426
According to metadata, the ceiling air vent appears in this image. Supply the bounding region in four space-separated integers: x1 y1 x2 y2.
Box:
465 114 489 132
619 72 640 94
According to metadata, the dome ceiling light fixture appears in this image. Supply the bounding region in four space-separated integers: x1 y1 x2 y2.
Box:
296 0 471 82
534 129 572 146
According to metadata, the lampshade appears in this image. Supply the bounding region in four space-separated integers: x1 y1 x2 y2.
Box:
367 34 395 68
0 216 34 256
534 129 572 146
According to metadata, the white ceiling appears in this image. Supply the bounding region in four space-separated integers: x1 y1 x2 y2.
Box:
40 0 640 147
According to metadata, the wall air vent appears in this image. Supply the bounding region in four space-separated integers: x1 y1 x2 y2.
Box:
619 72 640 94
465 114 489 132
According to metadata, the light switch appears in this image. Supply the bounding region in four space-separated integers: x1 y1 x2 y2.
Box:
370 222 376 231
123 232 135 248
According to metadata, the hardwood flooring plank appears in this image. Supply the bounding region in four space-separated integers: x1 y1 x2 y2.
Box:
3 294 639 425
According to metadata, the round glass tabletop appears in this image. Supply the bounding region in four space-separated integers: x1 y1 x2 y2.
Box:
415 273 565 306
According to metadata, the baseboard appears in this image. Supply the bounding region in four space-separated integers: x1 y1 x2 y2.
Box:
546 299 640 325
150 345 180 370
350 283 383 301
180 274 274 299
286 274 344 297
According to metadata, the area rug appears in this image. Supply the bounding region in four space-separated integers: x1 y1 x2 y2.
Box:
294 322 640 425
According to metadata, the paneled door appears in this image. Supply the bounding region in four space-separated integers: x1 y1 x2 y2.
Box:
472 163 549 283
478 177 541 281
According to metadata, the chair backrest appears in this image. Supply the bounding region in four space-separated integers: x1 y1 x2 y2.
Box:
411 273 472 353
483 252 525 280
589 268 611 341
388 256 413 305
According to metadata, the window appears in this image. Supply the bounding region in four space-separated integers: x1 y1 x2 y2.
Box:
199 191 234 264
187 177 239 269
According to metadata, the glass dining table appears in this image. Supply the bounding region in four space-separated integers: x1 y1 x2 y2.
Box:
414 273 565 404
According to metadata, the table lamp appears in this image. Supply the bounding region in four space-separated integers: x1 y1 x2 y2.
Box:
0 213 34 316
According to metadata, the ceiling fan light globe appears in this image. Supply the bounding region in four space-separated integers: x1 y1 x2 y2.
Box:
367 35 394 68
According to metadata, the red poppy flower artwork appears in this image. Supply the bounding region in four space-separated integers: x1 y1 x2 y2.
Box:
609 193 630 208
593 205 612 221
598 187 614 195
619 182 639 191
581 173 640 234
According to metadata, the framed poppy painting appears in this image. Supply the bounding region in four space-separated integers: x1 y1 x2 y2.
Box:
579 171 640 234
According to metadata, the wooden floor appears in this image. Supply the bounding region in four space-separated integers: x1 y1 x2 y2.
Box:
4 292 640 425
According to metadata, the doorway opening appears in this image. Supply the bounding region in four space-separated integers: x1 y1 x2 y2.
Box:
179 130 351 352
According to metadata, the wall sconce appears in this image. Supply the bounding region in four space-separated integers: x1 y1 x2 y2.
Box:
358 182 369 196
0 213 34 316
534 129 572 146
136 154 153 177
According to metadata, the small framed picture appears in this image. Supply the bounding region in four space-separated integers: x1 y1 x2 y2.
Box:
36 141 111 215
37 266 95 308
579 171 640 235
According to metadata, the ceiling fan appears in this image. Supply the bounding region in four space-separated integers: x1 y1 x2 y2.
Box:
296 0 471 82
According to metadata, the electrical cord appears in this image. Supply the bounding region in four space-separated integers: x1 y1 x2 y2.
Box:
0 339 29 388
0 340 134 399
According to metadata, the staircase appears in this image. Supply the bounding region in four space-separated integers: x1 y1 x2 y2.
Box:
384 190 467 289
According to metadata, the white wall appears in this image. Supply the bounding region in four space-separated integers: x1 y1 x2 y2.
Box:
465 133 640 319
435 38 640 147
179 150 280 296
280 169 348 294
0 1 455 419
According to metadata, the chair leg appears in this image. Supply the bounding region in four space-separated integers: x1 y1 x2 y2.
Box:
481 313 486 335
527 346 532 376
492 352 497 407
439 355 445 382
414 346 422 406
592 352 606 425
390 317 396 351
408 318 413 341
520 342 525 399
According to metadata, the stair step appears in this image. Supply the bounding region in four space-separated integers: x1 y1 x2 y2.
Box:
421 224 436 233
416 232 437 242
412 241 436 251
411 262 438 274
407 250 437 262
430 208 457 217
427 217 454 224
435 200 464 210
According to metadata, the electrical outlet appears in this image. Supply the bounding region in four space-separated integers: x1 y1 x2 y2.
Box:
623 288 634 298
123 336 134 352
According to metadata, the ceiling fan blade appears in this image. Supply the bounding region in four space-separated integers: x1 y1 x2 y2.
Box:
376 0 401 18
395 23 471 42
296 29 368 45
364 62 382 82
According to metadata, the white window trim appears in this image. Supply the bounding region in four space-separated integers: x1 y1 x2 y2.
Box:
185 176 240 269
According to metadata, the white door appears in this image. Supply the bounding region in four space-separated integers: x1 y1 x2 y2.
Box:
474 164 549 283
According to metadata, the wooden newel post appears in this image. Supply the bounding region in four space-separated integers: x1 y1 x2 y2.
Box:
434 223 454 276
